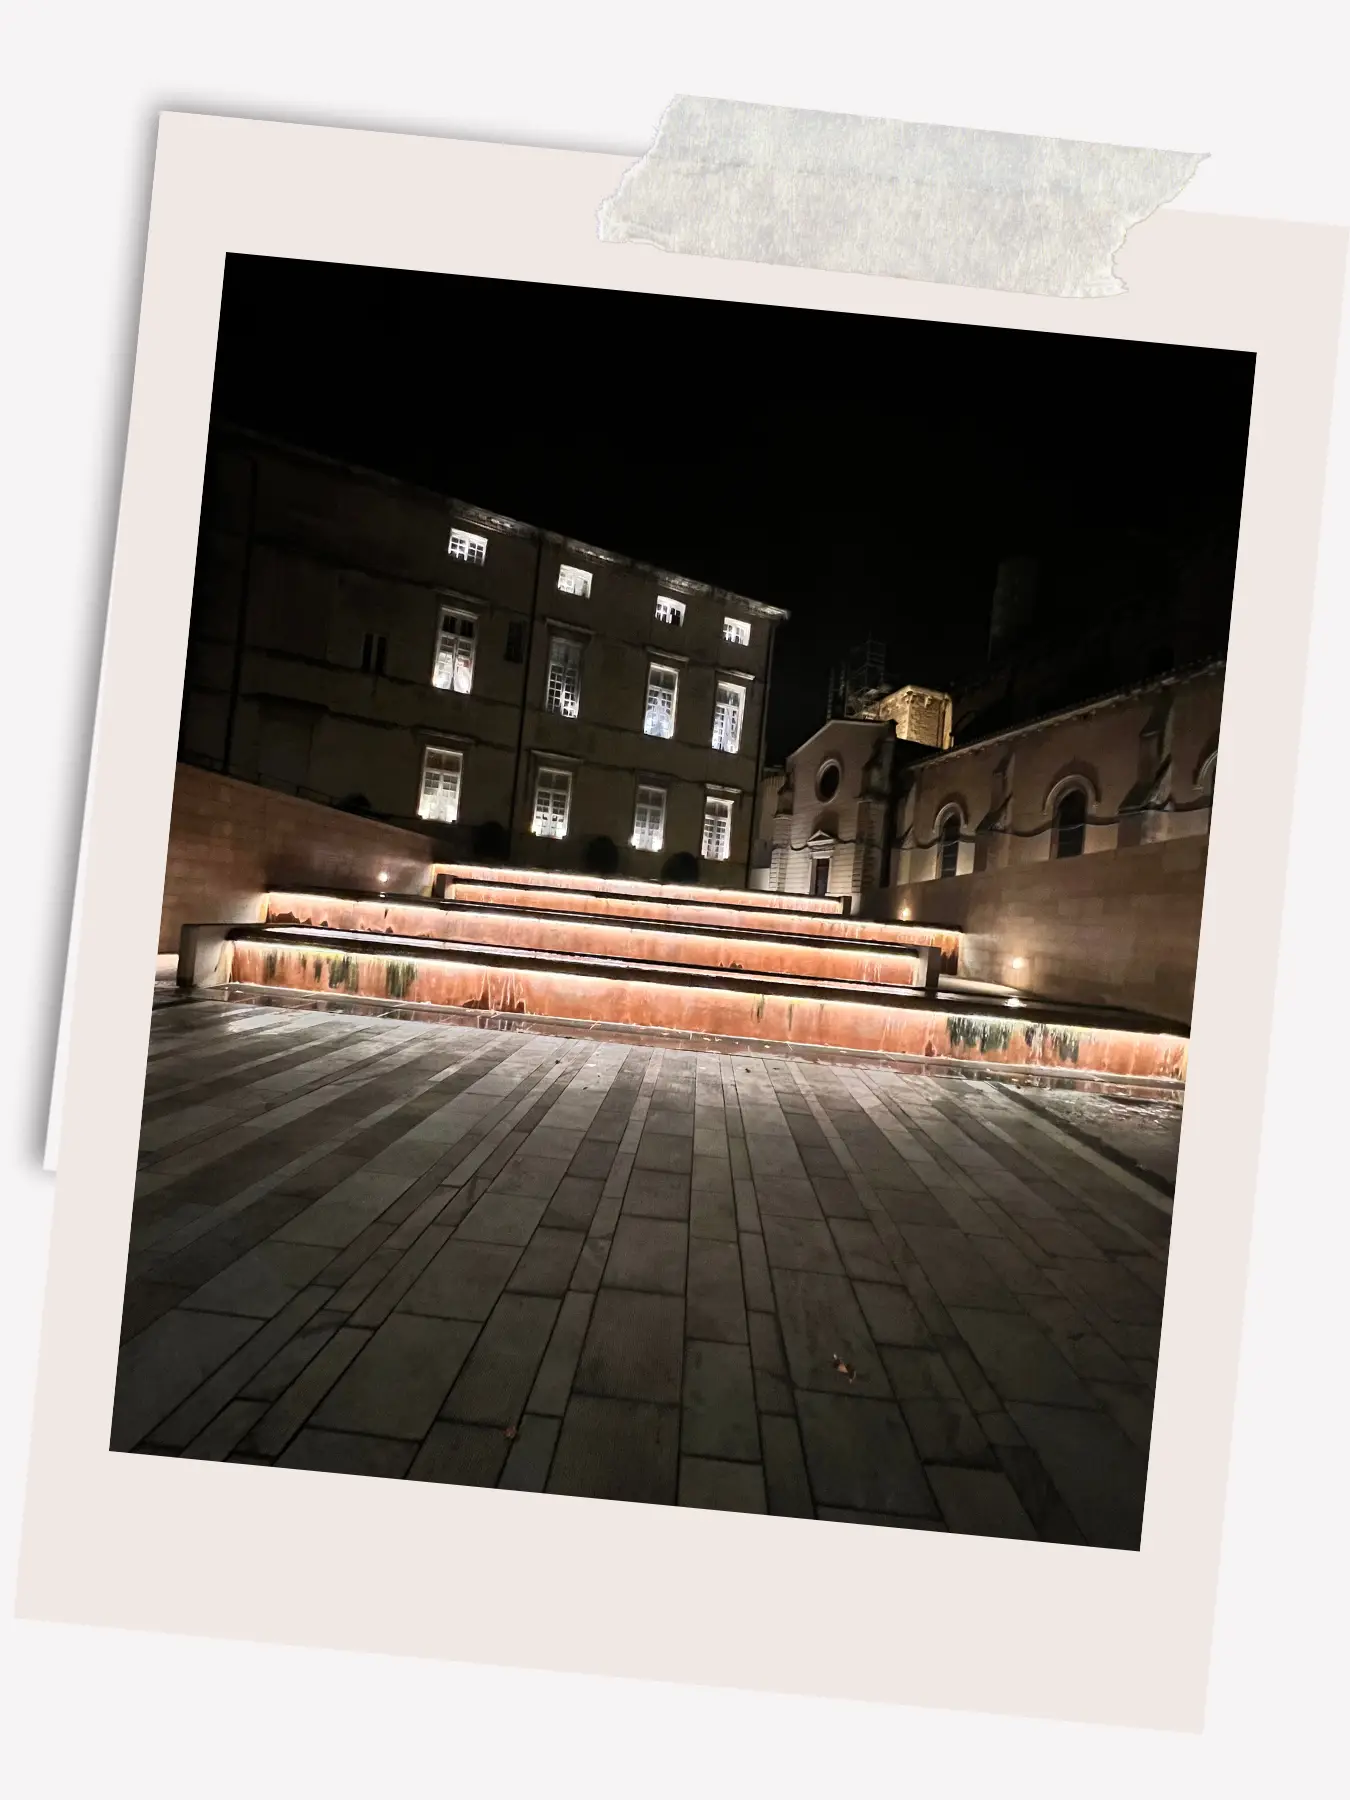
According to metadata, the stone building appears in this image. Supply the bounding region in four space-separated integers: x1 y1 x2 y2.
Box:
178 428 788 887
889 659 1221 888
746 763 785 890
767 718 908 900
759 660 1223 1022
764 676 955 900
873 684 953 749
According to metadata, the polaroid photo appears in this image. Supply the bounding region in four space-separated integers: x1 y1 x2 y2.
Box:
20 112 1346 1730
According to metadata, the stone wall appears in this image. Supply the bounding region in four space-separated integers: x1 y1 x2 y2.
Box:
893 662 1223 885
869 834 1209 1026
158 763 440 952
769 717 896 901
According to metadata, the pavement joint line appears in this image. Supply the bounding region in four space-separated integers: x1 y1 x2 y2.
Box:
436 1038 597 1187
990 1083 1176 1206
127 1036 513 1272
133 1028 466 1199
138 1030 439 1160
970 1093 1173 1231
143 1016 375 1098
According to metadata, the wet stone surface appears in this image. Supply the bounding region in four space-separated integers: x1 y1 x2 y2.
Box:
115 997 1172 1546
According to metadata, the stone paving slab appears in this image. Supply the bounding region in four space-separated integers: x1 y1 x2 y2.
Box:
114 998 1174 1546
311 1314 480 1440
547 1395 680 1504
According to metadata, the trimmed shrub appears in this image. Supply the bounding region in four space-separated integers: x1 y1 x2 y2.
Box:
583 834 621 877
661 850 700 884
471 819 511 862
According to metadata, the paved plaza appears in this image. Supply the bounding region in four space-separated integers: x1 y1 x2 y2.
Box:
114 995 1173 1546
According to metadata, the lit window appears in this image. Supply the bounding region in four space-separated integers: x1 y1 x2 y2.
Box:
723 617 751 647
432 608 476 693
557 565 592 598
532 767 572 838
712 681 745 754
702 796 733 862
644 664 679 738
655 596 686 626
545 635 583 718
418 746 463 824
631 785 667 852
448 528 488 565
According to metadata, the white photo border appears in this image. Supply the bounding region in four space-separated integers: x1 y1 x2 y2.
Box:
19 112 1348 1731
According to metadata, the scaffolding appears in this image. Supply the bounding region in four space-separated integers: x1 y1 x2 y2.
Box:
825 638 890 720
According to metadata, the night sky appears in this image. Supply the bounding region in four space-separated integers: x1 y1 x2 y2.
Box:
210 256 1255 761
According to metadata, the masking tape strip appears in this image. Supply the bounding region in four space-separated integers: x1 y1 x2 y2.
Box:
597 96 1206 298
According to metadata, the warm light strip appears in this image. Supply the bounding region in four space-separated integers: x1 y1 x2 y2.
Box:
232 936 1189 1078
263 892 953 972
267 888 961 954
432 862 846 916
254 926 931 998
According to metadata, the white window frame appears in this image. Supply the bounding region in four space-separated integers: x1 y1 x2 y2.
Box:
531 766 572 839
723 616 751 647
702 795 734 862
655 596 686 626
417 745 463 824
712 681 746 754
432 606 477 694
631 784 667 852
544 634 583 718
557 565 592 598
644 663 679 739
448 528 488 565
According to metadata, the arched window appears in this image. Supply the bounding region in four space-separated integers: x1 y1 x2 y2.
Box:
938 810 962 879
1052 787 1087 859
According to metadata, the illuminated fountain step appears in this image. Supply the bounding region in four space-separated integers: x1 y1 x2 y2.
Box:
265 891 946 989
432 862 848 916
218 926 1188 1085
410 878 961 968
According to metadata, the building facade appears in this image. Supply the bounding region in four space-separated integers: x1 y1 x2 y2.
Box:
756 660 1223 1022
746 764 786 890
759 661 1221 905
874 684 953 750
762 678 955 901
767 718 904 900
890 660 1221 887
179 429 788 887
